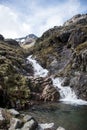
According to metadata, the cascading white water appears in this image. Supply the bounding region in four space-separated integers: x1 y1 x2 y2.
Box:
27 55 87 105
52 78 87 105
27 55 48 77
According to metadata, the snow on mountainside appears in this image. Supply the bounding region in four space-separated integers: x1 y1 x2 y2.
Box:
15 34 37 45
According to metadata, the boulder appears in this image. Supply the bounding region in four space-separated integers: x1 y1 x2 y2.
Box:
0 108 5 126
8 109 20 117
41 85 60 102
23 115 33 122
21 119 38 130
38 123 55 130
56 126 65 130
9 118 22 130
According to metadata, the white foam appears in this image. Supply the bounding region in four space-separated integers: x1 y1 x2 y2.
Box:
52 77 87 105
27 55 48 77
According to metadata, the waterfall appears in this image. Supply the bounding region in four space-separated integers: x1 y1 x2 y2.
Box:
52 78 87 105
27 55 48 77
27 55 87 105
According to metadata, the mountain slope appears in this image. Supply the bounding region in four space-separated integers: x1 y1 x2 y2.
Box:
0 36 33 108
31 14 87 100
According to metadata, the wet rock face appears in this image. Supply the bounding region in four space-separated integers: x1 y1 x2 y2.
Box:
0 108 11 129
70 73 87 100
61 77 70 86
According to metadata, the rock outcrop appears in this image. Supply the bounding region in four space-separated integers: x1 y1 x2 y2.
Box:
64 14 87 26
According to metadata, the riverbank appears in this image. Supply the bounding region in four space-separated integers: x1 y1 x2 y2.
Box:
23 102 87 130
1 102 87 130
0 106 66 130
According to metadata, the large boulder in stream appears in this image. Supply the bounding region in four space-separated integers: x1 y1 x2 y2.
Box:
41 85 60 102
29 77 60 102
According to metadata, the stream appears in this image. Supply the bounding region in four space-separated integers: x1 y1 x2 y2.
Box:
24 102 87 130
26 55 87 130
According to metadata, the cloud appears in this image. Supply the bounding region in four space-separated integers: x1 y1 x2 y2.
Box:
0 5 32 38
0 0 86 38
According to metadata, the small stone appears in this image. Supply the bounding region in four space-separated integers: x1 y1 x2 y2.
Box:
38 123 55 130
21 119 38 130
23 115 33 122
56 126 65 130
8 109 20 116
0 109 4 121
9 118 22 130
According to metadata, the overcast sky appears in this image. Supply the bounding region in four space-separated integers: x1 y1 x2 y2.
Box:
0 0 87 38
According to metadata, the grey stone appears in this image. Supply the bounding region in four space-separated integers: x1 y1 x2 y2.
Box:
0 109 4 121
23 115 33 122
38 123 55 130
56 126 65 130
9 118 22 130
21 119 38 130
8 109 20 116
61 77 70 86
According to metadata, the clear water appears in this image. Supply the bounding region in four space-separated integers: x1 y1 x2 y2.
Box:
25 103 87 130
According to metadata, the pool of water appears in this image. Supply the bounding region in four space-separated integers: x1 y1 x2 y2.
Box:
24 102 87 130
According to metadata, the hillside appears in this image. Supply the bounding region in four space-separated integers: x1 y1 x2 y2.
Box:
0 35 34 108
31 14 87 100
